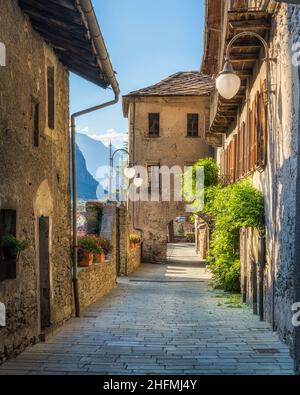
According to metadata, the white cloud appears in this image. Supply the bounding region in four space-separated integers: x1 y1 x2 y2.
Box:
76 126 128 148
88 129 128 148
77 126 90 134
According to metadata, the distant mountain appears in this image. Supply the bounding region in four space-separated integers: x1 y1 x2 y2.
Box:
74 144 98 200
76 133 111 178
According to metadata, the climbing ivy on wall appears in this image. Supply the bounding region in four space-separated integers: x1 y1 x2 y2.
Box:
189 159 264 292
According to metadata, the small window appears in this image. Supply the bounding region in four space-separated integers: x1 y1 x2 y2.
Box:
187 114 199 137
47 66 55 130
0 210 17 282
147 165 161 195
33 101 40 147
149 113 160 137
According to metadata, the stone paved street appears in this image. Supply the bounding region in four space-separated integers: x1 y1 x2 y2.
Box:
0 244 294 375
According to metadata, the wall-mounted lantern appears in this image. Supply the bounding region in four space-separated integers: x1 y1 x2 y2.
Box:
216 32 272 102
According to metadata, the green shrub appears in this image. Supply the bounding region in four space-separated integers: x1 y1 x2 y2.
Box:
206 179 264 291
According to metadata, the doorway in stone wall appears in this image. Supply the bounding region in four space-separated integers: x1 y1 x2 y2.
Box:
167 214 196 263
167 214 195 244
39 216 51 331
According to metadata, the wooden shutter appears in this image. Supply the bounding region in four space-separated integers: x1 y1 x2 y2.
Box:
239 122 245 177
230 137 237 183
253 93 259 168
250 102 256 171
257 80 268 167
247 108 252 173
225 147 229 184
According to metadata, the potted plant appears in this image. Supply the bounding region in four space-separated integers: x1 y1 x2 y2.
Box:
1 235 29 261
99 238 112 260
78 236 98 267
1 235 29 279
129 234 141 250
95 245 105 263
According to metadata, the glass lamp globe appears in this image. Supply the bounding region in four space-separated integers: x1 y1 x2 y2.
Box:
134 176 143 188
216 60 241 100
124 167 136 179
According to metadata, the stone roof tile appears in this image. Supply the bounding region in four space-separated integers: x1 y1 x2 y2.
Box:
126 72 215 97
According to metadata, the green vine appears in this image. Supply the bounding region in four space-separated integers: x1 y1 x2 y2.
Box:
188 158 265 292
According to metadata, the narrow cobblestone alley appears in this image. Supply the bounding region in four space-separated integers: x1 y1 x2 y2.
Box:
0 244 294 375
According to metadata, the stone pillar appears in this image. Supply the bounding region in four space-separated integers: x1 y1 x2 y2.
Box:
196 217 209 260
118 205 129 276
86 202 104 235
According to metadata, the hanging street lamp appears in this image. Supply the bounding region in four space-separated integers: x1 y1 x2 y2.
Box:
133 174 143 188
216 32 272 102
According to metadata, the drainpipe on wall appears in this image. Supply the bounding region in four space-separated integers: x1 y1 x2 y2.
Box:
130 99 144 255
71 0 120 317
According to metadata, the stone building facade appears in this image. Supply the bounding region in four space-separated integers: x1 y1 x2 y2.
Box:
201 0 300 372
123 72 214 263
0 0 117 362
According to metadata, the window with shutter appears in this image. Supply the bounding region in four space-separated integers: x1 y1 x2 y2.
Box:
240 122 245 178
253 93 258 168
247 108 252 173
257 80 268 168
232 135 237 182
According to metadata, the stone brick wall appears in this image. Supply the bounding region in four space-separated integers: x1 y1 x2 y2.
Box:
77 203 117 310
215 3 300 370
195 217 209 260
77 262 116 311
0 0 72 363
127 246 142 275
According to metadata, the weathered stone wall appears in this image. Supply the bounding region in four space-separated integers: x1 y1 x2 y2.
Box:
0 0 72 363
78 203 117 310
118 205 129 276
127 96 212 263
127 246 141 275
216 3 300 368
195 218 209 260
77 262 116 310
240 228 261 313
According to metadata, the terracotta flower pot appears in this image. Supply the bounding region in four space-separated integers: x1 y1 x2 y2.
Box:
95 252 106 263
79 252 93 267
130 242 136 250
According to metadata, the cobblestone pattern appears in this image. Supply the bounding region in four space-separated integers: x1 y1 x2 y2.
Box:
0 244 294 375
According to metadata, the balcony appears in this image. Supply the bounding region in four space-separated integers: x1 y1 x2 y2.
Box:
229 0 265 12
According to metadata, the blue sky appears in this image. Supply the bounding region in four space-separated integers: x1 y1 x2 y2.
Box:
70 0 205 148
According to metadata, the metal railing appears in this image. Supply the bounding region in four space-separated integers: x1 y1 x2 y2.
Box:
229 0 264 11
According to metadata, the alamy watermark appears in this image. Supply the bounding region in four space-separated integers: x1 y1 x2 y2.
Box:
0 42 6 67
0 302 6 327
98 164 204 213
292 303 300 328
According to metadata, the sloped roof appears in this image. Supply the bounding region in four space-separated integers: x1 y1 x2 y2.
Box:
125 72 215 97
18 0 113 88
201 0 222 76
